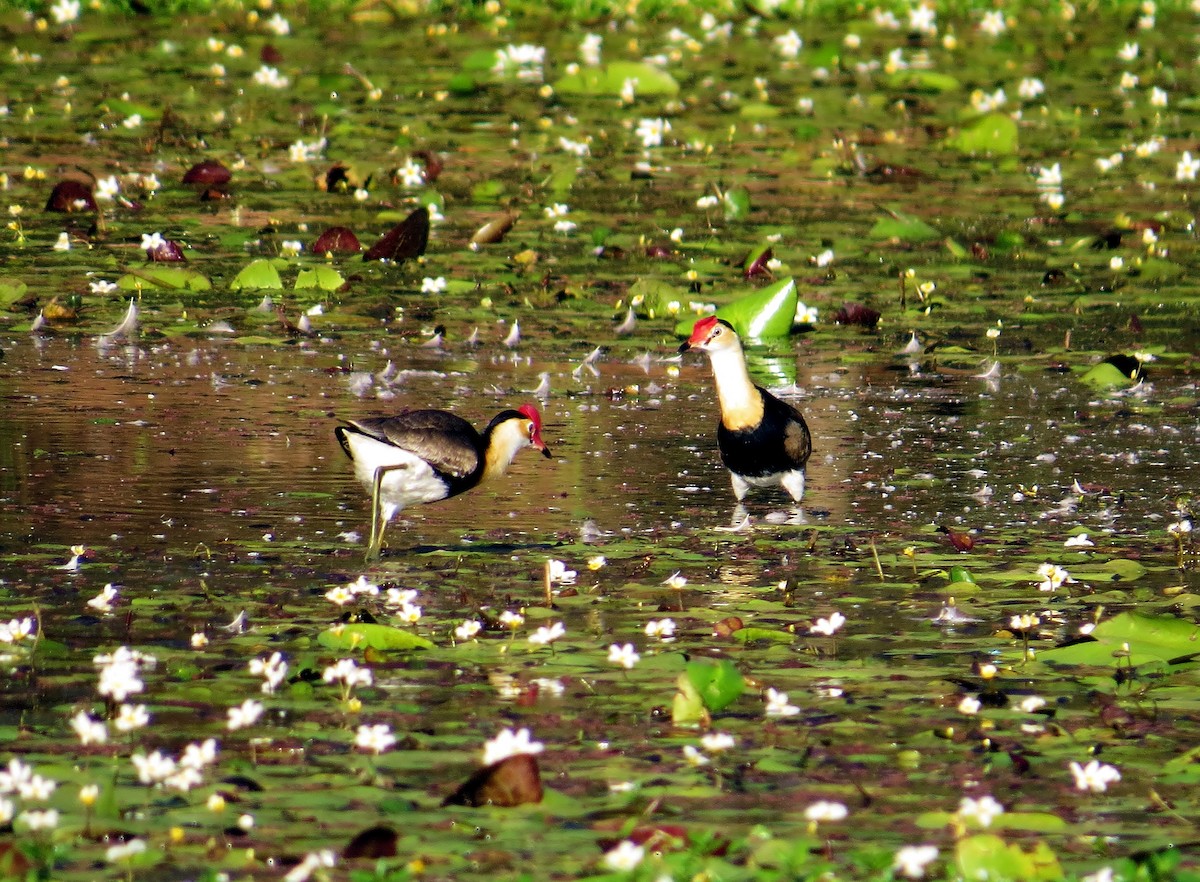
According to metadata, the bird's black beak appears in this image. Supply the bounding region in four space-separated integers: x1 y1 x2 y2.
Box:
678 341 691 354
540 446 552 458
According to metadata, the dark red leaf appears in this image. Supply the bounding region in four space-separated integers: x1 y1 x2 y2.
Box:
412 150 444 182
744 247 773 279
147 237 186 262
442 754 543 808
832 303 880 329
343 825 398 859
363 207 429 262
182 160 232 186
45 180 97 213
260 44 283 65
313 226 362 254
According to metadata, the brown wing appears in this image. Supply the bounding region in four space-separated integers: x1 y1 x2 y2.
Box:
781 407 812 467
342 409 483 479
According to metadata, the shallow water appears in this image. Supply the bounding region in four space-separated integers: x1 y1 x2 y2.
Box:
2 5 1200 878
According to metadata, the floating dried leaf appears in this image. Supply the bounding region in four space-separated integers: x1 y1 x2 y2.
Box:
363 207 429 262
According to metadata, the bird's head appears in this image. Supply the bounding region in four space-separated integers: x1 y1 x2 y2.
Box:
517 404 552 458
678 316 738 354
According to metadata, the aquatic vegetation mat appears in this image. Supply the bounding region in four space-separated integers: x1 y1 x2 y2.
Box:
0 2 1199 880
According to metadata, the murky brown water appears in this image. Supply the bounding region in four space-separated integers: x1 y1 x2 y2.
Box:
3 332 1193 572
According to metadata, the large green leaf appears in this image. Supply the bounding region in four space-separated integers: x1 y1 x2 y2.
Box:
956 833 1062 882
294 266 346 291
945 113 1019 155
230 259 285 291
318 623 434 651
684 659 745 712
870 209 941 243
0 277 29 308
675 277 798 340
1079 362 1138 390
554 61 679 96
1039 612 1200 667
117 267 212 292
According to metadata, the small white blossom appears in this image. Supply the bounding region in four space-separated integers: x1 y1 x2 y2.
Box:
644 619 676 639
635 118 671 149
114 703 149 733
455 620 482 641
978 10 1007 36
421 276 446 294
252 65 289 89
765 688 800 717
957 794 1005 827
774 29 803 58
482 727 544 765
662 571 687 589
227 698 265 730
528 621 565 646
355 723 396 754
894 845 939 879
700 732 735 752
1065 533 1095 548
607 643 640 669
603 840 645 871
1071 760 1121 793
804 801 848 822
811 611 846 636
50 0 81 24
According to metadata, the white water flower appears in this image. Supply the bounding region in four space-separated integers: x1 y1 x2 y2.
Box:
603 840 645 871
644 618 676 639
635 118 670 148
957 794 1004 827
804 801 848 822
1065 533 1095 548
455 620 482 641
227 699 264 730
811 611 846 636
482 727 544 765
1070 759 1121 793
252 65 289 89
894 845 939 879
607 643 640 669
774 29 803 58
528 621 565 646
355 723 396 754
765 687 800 717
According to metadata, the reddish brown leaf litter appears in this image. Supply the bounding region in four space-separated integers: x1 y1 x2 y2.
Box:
442 754 543 808
363 207 429 262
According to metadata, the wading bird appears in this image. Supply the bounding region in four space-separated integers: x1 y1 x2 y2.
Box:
679 316 811 505
336 405 550 558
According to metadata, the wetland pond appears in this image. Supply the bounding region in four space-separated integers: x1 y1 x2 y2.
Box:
0 3 1199 880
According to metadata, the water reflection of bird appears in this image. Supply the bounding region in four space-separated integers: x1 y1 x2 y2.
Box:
679 316 812 505
336 405 551 559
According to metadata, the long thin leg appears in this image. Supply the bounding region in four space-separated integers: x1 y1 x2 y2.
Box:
730 472 750 501
367 463 407 561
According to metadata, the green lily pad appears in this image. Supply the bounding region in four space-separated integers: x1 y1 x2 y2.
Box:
956 833 1062 882
675 277 798 340
318 623 435 652
729 627 795 645
554 61 679 96
230 259 285 291
945 113 1019 155
1039 612 1200 667
0 277 29 308
294 266 346 291
870 209 941 243
723 188 751 221
117 267 212 292
1079 361 1138 390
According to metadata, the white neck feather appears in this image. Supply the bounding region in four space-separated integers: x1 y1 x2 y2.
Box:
707 341 758 414
482 420 529 482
